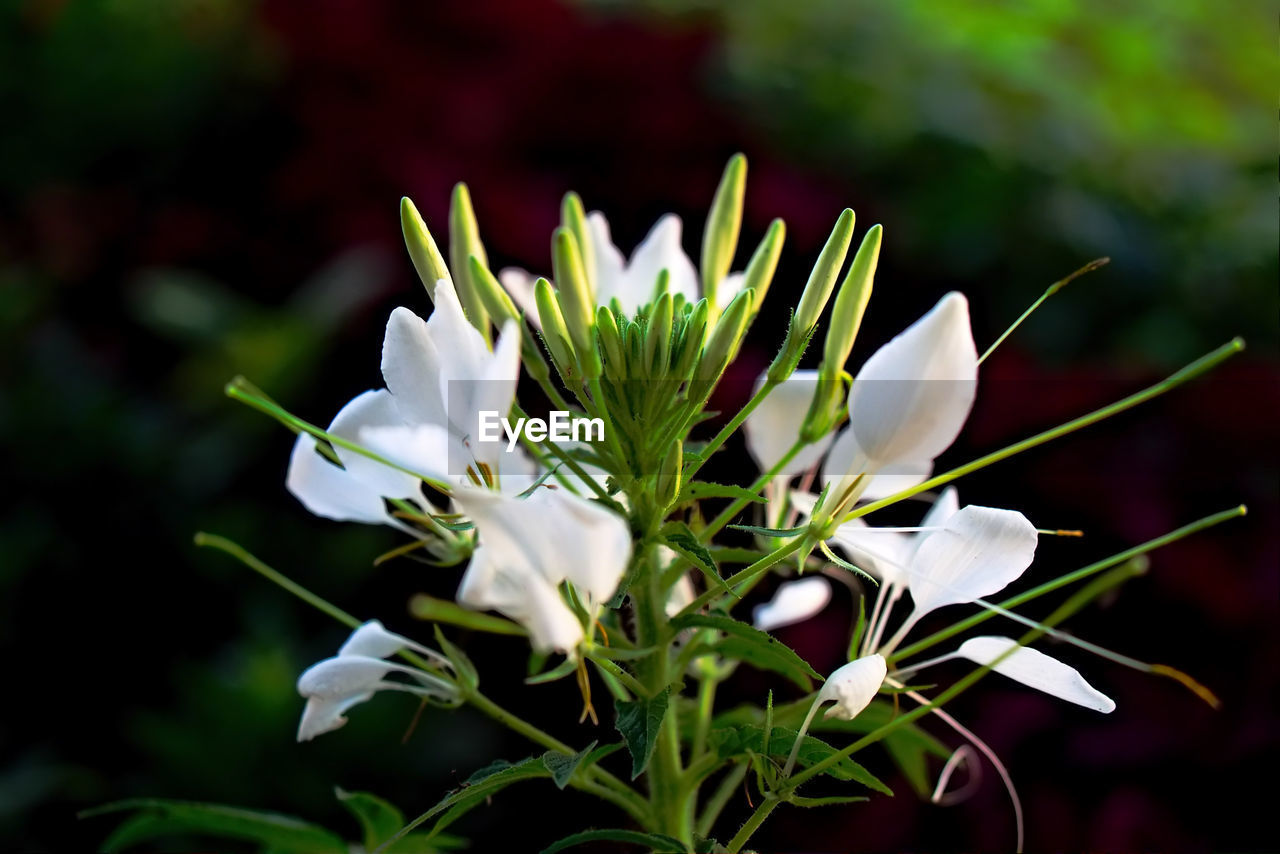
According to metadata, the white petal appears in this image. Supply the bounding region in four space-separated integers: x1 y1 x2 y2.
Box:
328 390 420 500
622 214 699 310
357 423 455 486
665 572 697 617
820 428 933 504
743 370 834 476
845 292 978 465
906 505 1039 618
587 212 627 306
827 520 913 586
753 577 832 632
498 267 541 326
285 432 391 525
465 320 522 469
297 691 373 742
381 306 450 428
819 654 887 720
716 272 747 313
337 619 429 660
297 655 397 699
955 636 1116 713
457 544 584 654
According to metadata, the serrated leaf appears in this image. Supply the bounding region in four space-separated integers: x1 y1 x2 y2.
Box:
336 788 403 850
672 613 821 689
390 757 549 846
728 523 808 538
662 522 733 598
540 828 687 853
614 688 670 779
678 482 767 505
541 740 598 790
708 726 891 795
85 799 348 854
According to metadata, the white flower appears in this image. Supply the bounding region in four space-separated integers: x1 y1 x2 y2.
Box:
742 370 835 487
500 212 745 319
454 486 632 655
752 577 832 633
950 637 1115 713
296 620 456 742
823 292 978 506
817 653 888 721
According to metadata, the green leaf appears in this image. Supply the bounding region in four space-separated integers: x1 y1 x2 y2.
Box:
582 741 626 768
678 481 767 505
662 522 733 597
728 523 807 538
672 613 821 689
526 656 578 685
336 788 403 850
410 594 525 636
383 831 469 852
84 799 347 854
392 757 549 844
614 687 671 779
540 828 688 853
709 727 892 795
541 740 598 790
818 539 875 583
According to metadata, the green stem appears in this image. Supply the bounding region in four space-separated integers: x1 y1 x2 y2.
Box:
675 536 807 619
841 339 1244 525
691 674 719 762
683 378 780 483
725 795 779 852
696 763 748 838
889 505 1245 664
700 438 805 543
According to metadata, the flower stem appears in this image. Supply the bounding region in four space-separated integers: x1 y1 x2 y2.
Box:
682 378 779 483
725 795 779 852
696 763 748 838
700 438 806 543
674 535 808 619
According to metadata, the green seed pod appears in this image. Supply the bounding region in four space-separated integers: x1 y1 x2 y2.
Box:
400 197 452 301
701 153 747 315
448 183 492 341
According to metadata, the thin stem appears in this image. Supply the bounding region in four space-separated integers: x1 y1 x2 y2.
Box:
725 795 780 853
587 376 629 473
696 763 748 838
586 652 647 698
675 536 807 619
683 378 779 483
691 673 720 761
890 505 1245 663
842 339 1245 525
700 438 806 543
978 258 1109 365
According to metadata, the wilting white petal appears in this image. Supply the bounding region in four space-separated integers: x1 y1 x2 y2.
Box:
819 654 887 720
955 636 1116 713
743 370 834 477
297 655 402 700
845 292 978 466
753 577 832 632
498 267 541 323
327 390 421 500
907 505 1039 619
297 691 373 742
286 433 391 525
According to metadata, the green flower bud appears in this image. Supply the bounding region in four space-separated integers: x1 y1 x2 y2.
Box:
596 305 626 378
742 218 786 314
551 228 599 377
470 256 550 383
534 277 578 382
448 183 492 341
656 438 683 510
672 298 710 380
400 197 452 301
645 292 674 379
561 192 597 297
697 287 754 383
822 224 881 372
793 208 855 336
701 153 747 316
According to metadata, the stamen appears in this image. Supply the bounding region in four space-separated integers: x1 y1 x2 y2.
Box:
576 658 599 725
978 257 1109 365
1150 664 1222 709
374 539 427 566
931 744 981 806
595 620 611 647
401 697 429 744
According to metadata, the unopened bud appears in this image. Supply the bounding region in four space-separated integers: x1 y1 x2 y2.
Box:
742 218 785 314
448 183 492 341
656 439 683 509
551 228 600 378
400 197 452 301
534 277 578 382
701 153 747 316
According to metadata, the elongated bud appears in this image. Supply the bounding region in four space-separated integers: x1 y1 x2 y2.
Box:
596 305 626 378
656 439 683 509
768 209 855 383
534 277 578 381
551 229 599 375
561 192 597 296
400 197 452 301
645 292 674 378
672 298 709 380
448 183 492 341
470 256 550 383
742 217 785 313
701 153 747 316
822 224 881 371
819 654 886 721
697 287 753 382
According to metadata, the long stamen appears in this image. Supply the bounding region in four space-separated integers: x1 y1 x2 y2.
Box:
931 744 981 806
978 257 1109 365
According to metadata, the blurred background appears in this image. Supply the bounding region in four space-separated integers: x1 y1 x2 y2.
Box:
2 0 1276 851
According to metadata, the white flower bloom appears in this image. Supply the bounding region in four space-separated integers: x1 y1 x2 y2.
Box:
817 653 887 721
501 211 744 320
296 620 455 742
742 370 835 485
454 486 632 654
752 577 832 633
824 292 978 505
952 636 1115 713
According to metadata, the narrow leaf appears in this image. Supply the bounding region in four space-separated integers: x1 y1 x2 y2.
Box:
541 829 687 853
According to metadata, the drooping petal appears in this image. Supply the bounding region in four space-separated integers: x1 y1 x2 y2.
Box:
845 292 978 466
906 505 1039 619
297 691 374 742
819 654 887 720
285 433 391 525
743 370 834 477
338 619 435 661
753 577 832 632
297 655 399 700
955 636 1116 713
457 544 584 654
